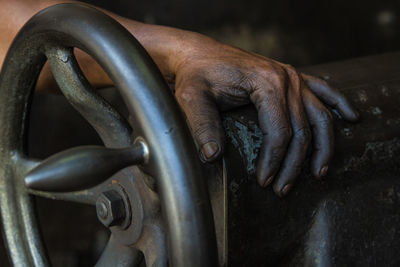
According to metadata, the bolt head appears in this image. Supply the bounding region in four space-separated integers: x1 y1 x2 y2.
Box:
96 201 108 219
96 190 125 227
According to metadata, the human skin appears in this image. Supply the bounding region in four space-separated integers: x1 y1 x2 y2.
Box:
0 0 359 196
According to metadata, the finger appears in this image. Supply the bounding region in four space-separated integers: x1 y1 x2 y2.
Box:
175 84 224 162
250 77 292 187
302 74 359 122
273 73 311 197
302 88 334 178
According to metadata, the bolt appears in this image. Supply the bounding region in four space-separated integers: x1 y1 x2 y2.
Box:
96 201 108 219
96 190 126 228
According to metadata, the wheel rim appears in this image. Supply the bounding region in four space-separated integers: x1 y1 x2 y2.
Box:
0 3 217 266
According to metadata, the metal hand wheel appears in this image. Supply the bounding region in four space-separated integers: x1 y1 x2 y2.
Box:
0 3 217 266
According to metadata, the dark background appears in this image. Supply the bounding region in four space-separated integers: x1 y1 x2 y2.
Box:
2 0 400 266
87 0 400 66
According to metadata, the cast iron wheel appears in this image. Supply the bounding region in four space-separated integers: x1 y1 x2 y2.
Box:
0 3 217 267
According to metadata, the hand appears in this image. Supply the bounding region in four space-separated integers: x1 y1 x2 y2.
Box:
173 35 359 196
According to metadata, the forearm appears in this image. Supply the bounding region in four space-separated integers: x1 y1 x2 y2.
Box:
0 0 198 91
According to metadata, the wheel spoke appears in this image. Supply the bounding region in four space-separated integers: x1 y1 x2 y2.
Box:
27 186 98 205
13 154 41 175
96 234 143 267
46 47 132 148
135 222 168 267
0 154 50 266
24 142 147 192
10 153 97 205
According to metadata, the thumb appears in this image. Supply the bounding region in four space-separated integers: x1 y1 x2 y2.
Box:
175 85 224 162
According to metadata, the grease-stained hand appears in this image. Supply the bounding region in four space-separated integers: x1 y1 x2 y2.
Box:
173 35 359 197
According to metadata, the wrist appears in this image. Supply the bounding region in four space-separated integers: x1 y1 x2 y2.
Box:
122 23 186 82
127 23 217 83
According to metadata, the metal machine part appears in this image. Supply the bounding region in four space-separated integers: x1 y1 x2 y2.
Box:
22 51 400 266
25 144 146 192
224 53 400 266
1 2 400 267
96 190 129 229
0 3 217 266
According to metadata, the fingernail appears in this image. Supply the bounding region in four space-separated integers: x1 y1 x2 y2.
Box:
319 166 329 177
201 141 220 161
281 184 292 196
263 176 274 187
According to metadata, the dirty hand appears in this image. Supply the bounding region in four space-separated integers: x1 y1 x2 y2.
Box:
173 34 359 197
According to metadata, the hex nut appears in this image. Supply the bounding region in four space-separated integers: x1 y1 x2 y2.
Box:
96 190 126 227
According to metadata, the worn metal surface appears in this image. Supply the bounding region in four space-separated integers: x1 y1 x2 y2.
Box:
223 52 400 266
21 52 400 266
0 3 217 267
1 3 400 267
25 143 146 192
96 190 129 228
2 50 399 266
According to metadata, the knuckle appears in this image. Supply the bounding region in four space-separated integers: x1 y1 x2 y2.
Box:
273 64 287 76
193 120 220 140
280 126 293 140
233 73 260 94
258 65 287 89
176 89 195 105
267 146 284 167
284 65 303 88
234 70 256 89
271 67 287 87
294 127 311 145
270 126 292 145
318 109 333 124
284 64 297 75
